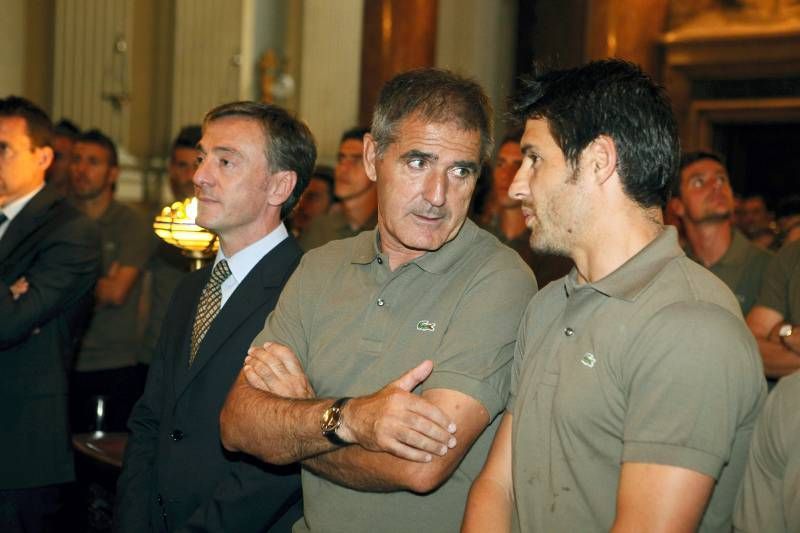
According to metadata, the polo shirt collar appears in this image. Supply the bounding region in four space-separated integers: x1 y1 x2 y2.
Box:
350 218 480 274
565 226 684 302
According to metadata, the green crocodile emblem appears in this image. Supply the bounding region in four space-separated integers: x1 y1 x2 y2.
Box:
416 320 436 332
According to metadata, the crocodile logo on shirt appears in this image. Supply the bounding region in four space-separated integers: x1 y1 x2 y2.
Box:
416 320 436 332
580 352 596 368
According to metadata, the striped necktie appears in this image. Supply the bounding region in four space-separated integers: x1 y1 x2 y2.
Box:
189 259 231 365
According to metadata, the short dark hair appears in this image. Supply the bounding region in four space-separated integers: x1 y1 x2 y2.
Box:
312 165 335 203
499 127 524 150
340 126 370 144
371 68 493 163
172 124 202 153
76 129 119 167
673 151 726 197
204 101 317 219
54 118 80 139
511 59 679 209
0 96 53 149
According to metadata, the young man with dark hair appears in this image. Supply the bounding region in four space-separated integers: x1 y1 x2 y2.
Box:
0 96 100 533
463 59 765 533
299 126 377 250
167 124 202 201
220 69 535 533
481 129 572 287
45 118 80 197
672 151 772 315
289 165 334 237
116 101 315 532
70 128 153 432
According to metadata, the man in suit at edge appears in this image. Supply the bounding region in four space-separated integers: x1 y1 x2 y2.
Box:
0 96 101 533
114 101 315 532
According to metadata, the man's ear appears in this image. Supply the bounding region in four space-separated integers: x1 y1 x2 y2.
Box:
587 135 617 185
36 146 54 172
267 169 298 206
670 195 685 218
363 133 378 183
108 165 120 186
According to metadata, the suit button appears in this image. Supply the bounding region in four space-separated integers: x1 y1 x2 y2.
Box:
156 494 163 505
170 429 184 441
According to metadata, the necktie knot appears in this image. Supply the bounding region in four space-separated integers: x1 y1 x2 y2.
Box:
210 259 232 286
0 210 7 226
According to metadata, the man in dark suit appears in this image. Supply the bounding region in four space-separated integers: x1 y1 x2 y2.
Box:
115 101 316 532
0 96 101 532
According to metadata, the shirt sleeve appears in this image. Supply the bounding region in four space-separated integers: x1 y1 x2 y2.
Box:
733 373 800 532
621 301 766 479
755 242 799 316
420 253 537 419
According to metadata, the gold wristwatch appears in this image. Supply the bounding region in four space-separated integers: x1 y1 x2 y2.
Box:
321 397 351 446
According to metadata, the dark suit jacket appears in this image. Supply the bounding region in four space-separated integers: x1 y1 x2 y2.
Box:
115 236 303 533
0 184 101 489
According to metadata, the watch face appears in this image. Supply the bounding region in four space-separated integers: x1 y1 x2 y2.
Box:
321 406 340 433
779 324 793 338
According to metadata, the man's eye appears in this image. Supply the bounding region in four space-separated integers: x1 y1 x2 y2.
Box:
450 167 471 179
196 155 204 165
690 177 704 188
408 159 425 170
220 159 230 167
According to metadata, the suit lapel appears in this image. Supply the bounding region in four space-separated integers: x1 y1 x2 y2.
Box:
171 268 210 389
0 186 58 265
174 238 299 399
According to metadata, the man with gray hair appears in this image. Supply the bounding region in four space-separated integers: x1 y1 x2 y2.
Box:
116 102 315 532
220 68 535 532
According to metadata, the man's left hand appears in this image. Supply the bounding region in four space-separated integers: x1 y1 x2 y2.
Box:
243 341 316 399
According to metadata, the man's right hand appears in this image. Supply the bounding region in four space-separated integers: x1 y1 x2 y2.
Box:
337 360 458 463
9 276 29 301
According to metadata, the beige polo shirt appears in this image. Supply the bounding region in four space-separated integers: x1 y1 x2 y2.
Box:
254 218 536 533
756 239 800 323
734 370 800 532
509 226 766 533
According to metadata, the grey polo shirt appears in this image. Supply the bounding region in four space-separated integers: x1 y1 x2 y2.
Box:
76 201 152 371
509 226 766 533
687 229 772 315
734 370 800 532
253 218 536 533
756 239 800 323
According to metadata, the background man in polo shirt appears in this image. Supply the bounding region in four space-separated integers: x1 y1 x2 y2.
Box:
746 239 800 380
298 127 376 250
219 68 536 532
463 59 765 533
672 151 772 315
69 129 152 432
